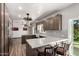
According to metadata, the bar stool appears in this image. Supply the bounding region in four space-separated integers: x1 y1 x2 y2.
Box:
44 46 54 56
37 45 54 56
49 42 59 56
54 42 71 56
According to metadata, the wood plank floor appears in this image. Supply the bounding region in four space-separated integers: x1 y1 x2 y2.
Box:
9 38 26 56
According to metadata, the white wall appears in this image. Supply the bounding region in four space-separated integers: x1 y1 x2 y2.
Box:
11 20 29 38
56 4 79 31
37 4 79 39
11 4 79 38
9 17 12 38
58 4 79 30
41 4 79 31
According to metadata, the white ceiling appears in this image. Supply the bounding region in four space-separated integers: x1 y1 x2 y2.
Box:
6 3 73 21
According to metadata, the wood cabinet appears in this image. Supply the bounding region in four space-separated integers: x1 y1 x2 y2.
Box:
0 3 2 55
43 14 62 30
0 3 10 56
35 14 62 32
26 42 38 56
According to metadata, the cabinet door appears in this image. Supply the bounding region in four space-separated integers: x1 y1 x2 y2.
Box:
0 3 9 56
43 14 62 30
5 4 9 56
43 21 47 30
0 3 2 55
52 17 59 30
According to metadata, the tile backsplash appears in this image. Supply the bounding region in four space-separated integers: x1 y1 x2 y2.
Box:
40 30 68 38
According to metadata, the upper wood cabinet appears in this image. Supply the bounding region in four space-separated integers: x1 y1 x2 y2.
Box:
43 14 62 30
36 14 62 31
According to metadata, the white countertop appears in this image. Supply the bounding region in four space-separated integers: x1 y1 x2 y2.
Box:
26 37 68 49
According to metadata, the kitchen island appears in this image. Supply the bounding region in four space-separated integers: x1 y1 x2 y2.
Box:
26 37 68 49
26 36 68 56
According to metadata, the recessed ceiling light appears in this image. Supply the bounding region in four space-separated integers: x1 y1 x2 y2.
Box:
18 6 22 10
18 14 21 18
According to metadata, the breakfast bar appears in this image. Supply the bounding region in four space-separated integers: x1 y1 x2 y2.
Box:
26 37 68 49
26 36 68 56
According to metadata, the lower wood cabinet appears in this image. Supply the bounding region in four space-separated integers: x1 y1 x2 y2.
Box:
26 42 38 56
